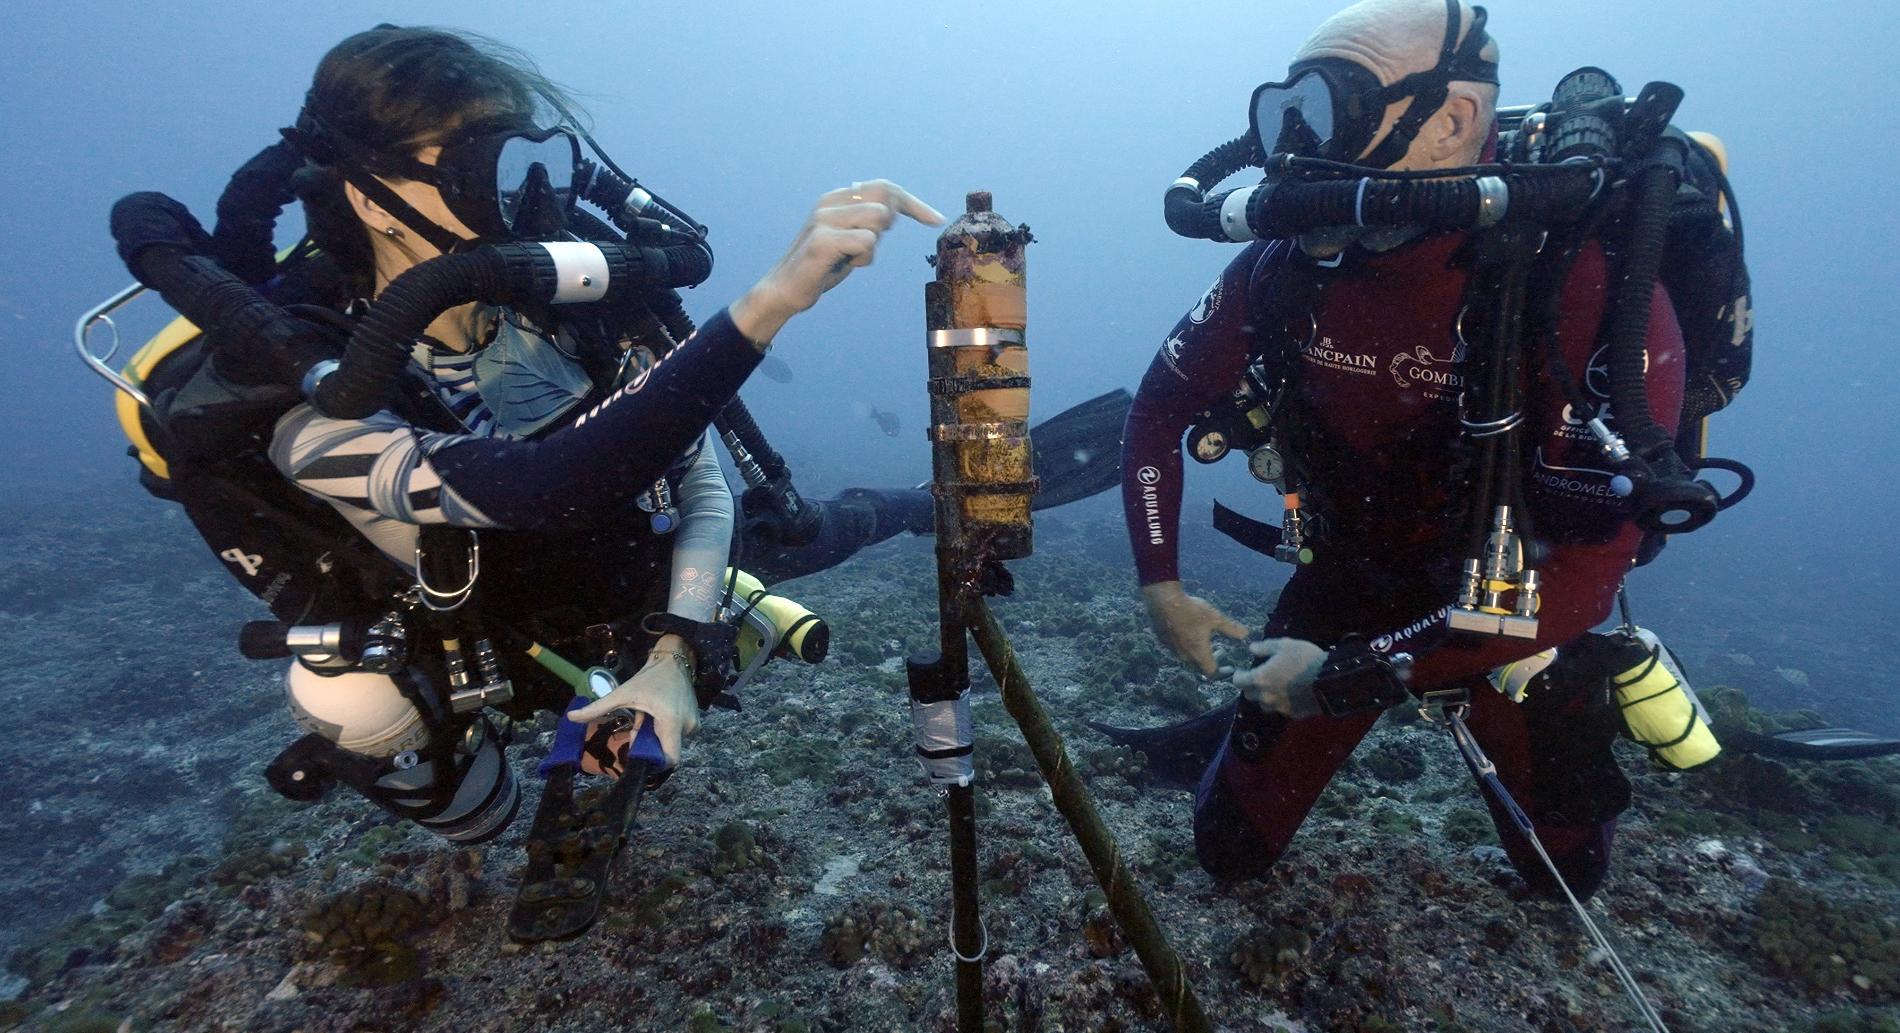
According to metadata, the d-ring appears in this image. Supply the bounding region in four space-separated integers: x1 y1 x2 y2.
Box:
949 914 989 964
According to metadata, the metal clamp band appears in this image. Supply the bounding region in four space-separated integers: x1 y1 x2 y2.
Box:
927 327 1024 349
1474 175 1510 229
927 375 1033 395
930 479 1040 497
929 421 1030 443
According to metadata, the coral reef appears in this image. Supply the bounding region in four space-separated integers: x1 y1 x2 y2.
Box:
5 502 1900 1032
1231 924 1311 989
1754 879 1900 1001
820 900 930 969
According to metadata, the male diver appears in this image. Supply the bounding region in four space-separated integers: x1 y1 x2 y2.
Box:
1116 0 1687 898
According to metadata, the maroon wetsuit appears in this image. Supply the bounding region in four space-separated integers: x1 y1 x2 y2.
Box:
1122 231 1683 894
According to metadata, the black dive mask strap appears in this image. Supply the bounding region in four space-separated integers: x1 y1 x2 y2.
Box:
1358 0 1497 170
281 107 477 256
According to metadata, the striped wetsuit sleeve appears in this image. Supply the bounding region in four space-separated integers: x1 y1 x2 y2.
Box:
271 406 499 528
272 307 763 533
421 308 762 529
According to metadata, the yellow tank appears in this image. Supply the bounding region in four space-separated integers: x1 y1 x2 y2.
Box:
725 568 829 667
1614 628 1721 770
115 314 203 480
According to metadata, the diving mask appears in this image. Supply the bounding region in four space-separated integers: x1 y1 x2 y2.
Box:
286 107 583 250
1249 0 1497 167
358 119 585 243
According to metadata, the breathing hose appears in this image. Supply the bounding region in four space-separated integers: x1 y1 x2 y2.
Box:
1169 160 1606 243
315 239 714 418
1600 162 1720 533
1163 134 1263 238
210 140 305 285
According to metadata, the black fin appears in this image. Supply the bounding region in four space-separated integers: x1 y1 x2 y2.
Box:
1031 389 1133 510
1722 726 1900 762
1087 700 1237 790
506 762 649 943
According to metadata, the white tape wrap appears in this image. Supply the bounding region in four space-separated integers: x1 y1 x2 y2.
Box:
910 690 974 786
1219 185 1259 242
541 241 611 304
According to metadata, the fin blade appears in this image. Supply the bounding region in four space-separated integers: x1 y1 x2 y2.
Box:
1031 388 1133 510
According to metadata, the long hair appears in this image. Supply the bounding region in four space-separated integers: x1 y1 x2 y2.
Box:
293 26 583 298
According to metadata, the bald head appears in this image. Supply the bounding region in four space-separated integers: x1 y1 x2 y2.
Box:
1295 0 1501 169
1297 0 1493 87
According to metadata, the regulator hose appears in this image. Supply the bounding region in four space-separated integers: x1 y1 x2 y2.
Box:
210 140 305 285
1601 161 1721 534
1604 165 1674 437
640 284 822 545
314 239 713 419
580 162 713 252
1163 134 1264 239
642 287 797 489
1174 162 1607 243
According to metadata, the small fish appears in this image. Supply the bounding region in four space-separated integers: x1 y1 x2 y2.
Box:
758 354 794 384
869 406 901 438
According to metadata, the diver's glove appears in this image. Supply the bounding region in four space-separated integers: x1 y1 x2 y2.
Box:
1141 581 1253 676
569 640 701 769
212 141 305 285
110 191 215 281
1229 638 1327 719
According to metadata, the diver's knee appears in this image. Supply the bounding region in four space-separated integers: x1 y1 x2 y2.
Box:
281 662 521 843
1513 822 1617 902
1193 826 1285 881
1192 765 1287 881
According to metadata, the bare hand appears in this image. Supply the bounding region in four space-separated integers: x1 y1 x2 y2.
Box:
1230 638 1326 718
569 650 700 769
730 179 945 344
1141 581 1253 676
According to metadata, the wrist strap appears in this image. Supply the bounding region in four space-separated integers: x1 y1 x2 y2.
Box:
1313 636 1413 717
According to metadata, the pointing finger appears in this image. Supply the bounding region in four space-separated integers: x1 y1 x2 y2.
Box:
885 183 946 226
820 180 945 227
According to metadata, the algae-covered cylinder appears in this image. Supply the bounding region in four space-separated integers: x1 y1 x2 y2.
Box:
924 191 1035 561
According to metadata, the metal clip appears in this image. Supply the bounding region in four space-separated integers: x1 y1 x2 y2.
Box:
1416 685 1472 726
416 531 480 612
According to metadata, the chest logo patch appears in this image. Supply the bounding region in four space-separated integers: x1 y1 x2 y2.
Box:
1388 344 1465 399
1301 334 1377 376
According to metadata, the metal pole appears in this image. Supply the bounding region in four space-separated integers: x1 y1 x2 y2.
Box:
967 601 1213 1033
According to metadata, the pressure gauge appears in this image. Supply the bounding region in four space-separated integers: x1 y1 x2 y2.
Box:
1191 428 1230 464
586 667 619 700
1247 445 1286 486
